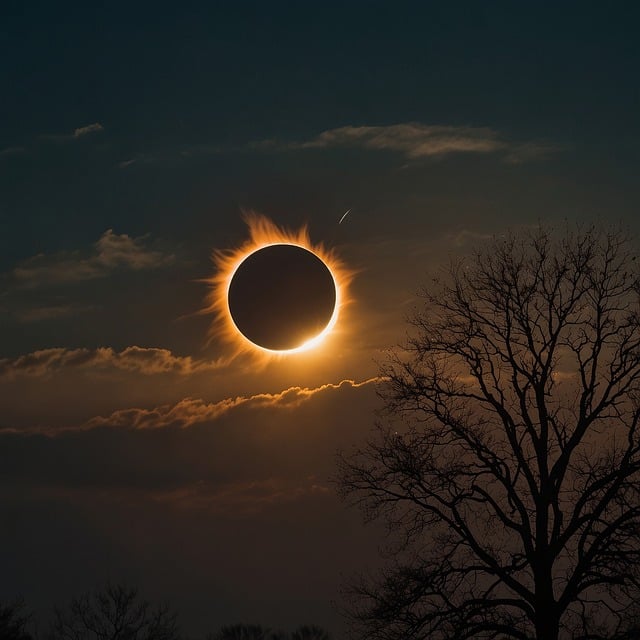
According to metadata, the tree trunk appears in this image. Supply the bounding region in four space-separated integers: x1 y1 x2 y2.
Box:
535 613 559 640
535 568 559 640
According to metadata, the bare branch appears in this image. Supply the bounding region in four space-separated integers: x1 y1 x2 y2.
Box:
339 224 640 640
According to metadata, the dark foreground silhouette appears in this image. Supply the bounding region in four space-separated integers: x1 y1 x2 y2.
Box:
339 225 640 640
0 599 31 640
1 584 332 640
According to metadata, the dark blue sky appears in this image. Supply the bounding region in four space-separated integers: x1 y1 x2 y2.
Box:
3 2 639 137
1 2 639 637
3 2 639 256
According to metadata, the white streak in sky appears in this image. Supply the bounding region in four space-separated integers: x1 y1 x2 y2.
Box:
338 209 351 224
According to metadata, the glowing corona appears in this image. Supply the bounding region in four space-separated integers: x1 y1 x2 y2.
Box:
205 213 353 358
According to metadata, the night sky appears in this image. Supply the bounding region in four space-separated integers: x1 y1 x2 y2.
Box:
1 2 639 637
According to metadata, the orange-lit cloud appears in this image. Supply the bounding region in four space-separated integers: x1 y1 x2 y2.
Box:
0 377 380 435
81 377 379 431
0 346 228 380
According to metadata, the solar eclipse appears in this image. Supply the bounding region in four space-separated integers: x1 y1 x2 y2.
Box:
228 244 337 351
206 214 351 356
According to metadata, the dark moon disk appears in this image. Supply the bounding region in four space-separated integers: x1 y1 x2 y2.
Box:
228 244 337 351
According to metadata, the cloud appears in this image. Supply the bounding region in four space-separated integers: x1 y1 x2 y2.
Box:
116 147 222 169
0 375 382 500
503 141 563 164
80 377 379 432
256 122 560 162
94 229 169 269
153 477 331 514
0 346 228 381
0 377 380 435
118 157 140 168
259 123 503 157
73 122 104 137
0 371 382 634
0 373 381 523
10 303 95 323
39 122 105 143
10 229 174 288
0 146 26 158
117 153 158 169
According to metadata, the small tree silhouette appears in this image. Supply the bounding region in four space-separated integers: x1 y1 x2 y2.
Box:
0 598 32 640
207 624 331 640
339 225 640 639
291 624 331 640
48 583 180 640
208 624 286 640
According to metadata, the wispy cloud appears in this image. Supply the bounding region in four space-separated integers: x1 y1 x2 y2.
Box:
153 477 331 514
0 123 103 161
503 141 563 164
0 346 228 381
10 303 95 323
0 374 383 521
73 122 104 138
256 122 560 162
40 121 105 143
0 146 26 158
116 147 219 169
81 378 380 432
10 229 174 289
0 378 380 435
117 153 157 169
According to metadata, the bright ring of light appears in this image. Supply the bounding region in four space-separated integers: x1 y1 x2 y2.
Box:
204 213 353 359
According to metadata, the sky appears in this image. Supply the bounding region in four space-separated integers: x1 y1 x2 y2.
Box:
1 1 640 637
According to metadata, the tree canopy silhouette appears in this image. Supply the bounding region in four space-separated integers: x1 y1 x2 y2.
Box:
48 583 179 640
339 225 640 639
207 624 286 640
290 625 331 640
207 623 331 640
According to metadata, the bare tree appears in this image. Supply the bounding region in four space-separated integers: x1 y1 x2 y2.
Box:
290 625 331 640
48 583 180 640
339 225 640 639
207 624 287 640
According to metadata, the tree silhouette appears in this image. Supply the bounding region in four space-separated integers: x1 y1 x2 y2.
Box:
291 624 331 640
207 624 331 640
0 598 32 640
48 583 180 640
208 624 287 640
339 226 640 639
